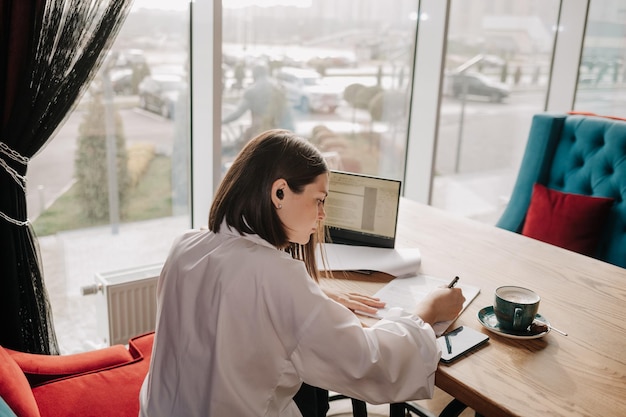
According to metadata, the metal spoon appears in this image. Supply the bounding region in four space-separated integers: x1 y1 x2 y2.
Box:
534 319 568 336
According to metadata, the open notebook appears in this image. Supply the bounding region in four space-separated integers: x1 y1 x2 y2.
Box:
356 274 480 336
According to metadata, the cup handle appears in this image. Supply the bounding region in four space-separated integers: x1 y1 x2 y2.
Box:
513 307 523 328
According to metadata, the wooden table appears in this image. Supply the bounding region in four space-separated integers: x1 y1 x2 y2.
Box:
321 198 626 417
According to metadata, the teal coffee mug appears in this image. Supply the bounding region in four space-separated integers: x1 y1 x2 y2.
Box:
494 286 540 332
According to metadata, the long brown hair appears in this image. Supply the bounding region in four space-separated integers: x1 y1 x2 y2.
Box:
209 129 329 280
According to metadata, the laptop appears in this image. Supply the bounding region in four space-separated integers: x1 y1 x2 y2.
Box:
324 170 401 249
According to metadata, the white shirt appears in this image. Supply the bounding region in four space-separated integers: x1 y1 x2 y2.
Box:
139 226 441 417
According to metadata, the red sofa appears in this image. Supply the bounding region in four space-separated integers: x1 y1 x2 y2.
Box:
0 332 154 417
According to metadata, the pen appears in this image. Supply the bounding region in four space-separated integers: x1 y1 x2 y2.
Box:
444 335 452 354
447 276 460 288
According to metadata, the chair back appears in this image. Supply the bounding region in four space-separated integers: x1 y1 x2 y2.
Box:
497 113 626 268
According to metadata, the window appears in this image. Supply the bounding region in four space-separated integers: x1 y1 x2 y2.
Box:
574 0 626 116
431 0 560 223
28 1 190 353
220 0 419 180
28 0 622 353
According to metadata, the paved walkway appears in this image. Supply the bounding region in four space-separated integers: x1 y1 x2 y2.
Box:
41 216 187 353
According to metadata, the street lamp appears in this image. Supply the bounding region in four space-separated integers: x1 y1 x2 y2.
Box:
101 60 120 235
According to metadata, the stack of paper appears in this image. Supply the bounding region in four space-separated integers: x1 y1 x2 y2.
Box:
316 243 421 277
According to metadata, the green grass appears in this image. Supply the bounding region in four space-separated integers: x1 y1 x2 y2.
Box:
33 155 172 237
125 156 172 222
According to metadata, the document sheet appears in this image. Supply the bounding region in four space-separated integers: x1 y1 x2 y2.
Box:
316 243 421 277
358 274 480 336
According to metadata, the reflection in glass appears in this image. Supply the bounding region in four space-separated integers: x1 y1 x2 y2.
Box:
433 0 559 224
575 0 626 116
221 0 419 180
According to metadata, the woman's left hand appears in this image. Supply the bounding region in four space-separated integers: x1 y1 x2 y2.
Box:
323 288 385 315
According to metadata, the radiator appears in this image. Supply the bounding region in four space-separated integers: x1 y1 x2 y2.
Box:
83 263 162 346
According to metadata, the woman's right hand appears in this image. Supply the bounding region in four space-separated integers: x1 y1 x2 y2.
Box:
413 287 465 326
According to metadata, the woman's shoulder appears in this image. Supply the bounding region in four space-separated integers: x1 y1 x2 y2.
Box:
175 227 310 279
235 237 310 278
175 228 212 245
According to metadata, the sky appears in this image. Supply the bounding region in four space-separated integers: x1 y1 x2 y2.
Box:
131 0 312 11
131 0 188 11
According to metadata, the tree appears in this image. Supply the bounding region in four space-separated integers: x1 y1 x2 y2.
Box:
74 90 130 220
343 83 383 110
369 90 407 122
130 61 151 94
355 85 383 110
343 83 367 107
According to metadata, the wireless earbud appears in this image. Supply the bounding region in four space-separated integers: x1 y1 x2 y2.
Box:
276 189 284 200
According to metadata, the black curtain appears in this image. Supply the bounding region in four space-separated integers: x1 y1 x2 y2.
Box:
0 0 133 354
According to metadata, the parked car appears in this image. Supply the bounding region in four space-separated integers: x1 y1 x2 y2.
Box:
109 68 134 95
138 74 186 118
113 49 147 68
450 72 510 103
275 67 341 113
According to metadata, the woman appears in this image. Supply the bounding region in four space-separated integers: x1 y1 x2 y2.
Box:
139 129 465 417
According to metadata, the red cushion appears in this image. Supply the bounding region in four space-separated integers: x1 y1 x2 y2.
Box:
6 344 134 387
128 332 155 360
31 333 154 417
522 183 614 256
32 357 150 417
0 347 40 417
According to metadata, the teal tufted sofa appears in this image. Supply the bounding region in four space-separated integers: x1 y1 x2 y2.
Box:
497 113 626 268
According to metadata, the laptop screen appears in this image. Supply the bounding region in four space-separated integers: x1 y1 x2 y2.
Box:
324 170 401 248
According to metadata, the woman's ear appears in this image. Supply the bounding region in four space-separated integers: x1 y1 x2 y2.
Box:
271 179 287 209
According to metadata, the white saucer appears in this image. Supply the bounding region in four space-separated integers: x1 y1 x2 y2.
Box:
477 306 551 339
